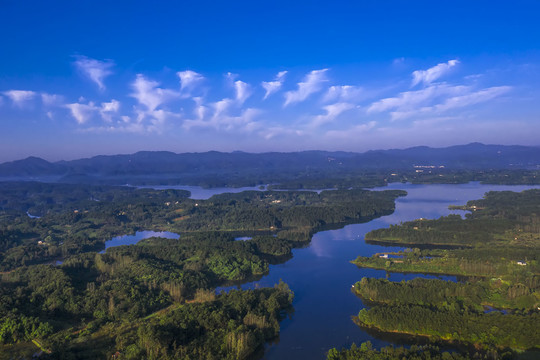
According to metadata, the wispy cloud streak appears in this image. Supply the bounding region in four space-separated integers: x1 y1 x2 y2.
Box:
130 74 180 112
310 102 354 128
65 102 96 124
411 59 459 86
3 90 36 108
66 100 121 124
177 70 205 95
284 69 328 106
390 86 511 120
262 71 287 99
323 85 363 102
74 56 115 90
368 84 469 113
234 80 251 104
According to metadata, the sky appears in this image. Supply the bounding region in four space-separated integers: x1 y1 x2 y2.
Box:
1 0 540 162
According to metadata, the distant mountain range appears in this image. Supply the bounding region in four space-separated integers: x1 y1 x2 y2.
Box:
1 143 539 184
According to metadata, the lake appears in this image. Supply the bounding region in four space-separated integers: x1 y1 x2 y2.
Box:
107 182 539 358
134 184 268 199
214 182 540 359
101 230 180 253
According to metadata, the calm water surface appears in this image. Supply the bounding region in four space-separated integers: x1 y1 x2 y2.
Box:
215 182 540 359
101 231 179 253
136 185 265 199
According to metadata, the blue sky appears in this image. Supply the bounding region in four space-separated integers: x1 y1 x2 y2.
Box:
1 0 540 162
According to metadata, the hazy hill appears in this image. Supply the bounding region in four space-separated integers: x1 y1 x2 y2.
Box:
0 156 67 177
0 143 538 183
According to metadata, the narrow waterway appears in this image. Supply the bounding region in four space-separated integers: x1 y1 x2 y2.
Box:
213 182 540 359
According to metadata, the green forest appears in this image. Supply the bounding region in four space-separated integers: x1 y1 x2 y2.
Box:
3 181 540 359
348 189 540 357
327 341 516 360
0 182 404 358
0 182 404 271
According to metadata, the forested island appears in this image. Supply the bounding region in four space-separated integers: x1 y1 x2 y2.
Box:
0 181 404 358
347 189 540 358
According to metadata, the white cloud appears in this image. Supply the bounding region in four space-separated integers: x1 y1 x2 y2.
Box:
368 84 469 114
179 72 257 131
434 86 511 112
188 75 253 129
65 102 97 124
368 60 511 123
284 69 328 106
131 106 180 133
234 80 251 104
66 99 122 124
134 108 180 132
389 86 512 121
79 109 169 134
184 107 261 132
130 74 180 111
310 102 355 128
223 73 251 104
177 70 205 93
212 98 234 119
219 108 260 131
74 56 114 90
41 93 64 106
99 100 120 122
411 59 459 87
3 90 36 107
192 97 208 121
101 99 120 113
262 71 287 100
323 85 363 103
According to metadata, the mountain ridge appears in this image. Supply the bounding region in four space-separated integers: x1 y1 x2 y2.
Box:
1 143 539 180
